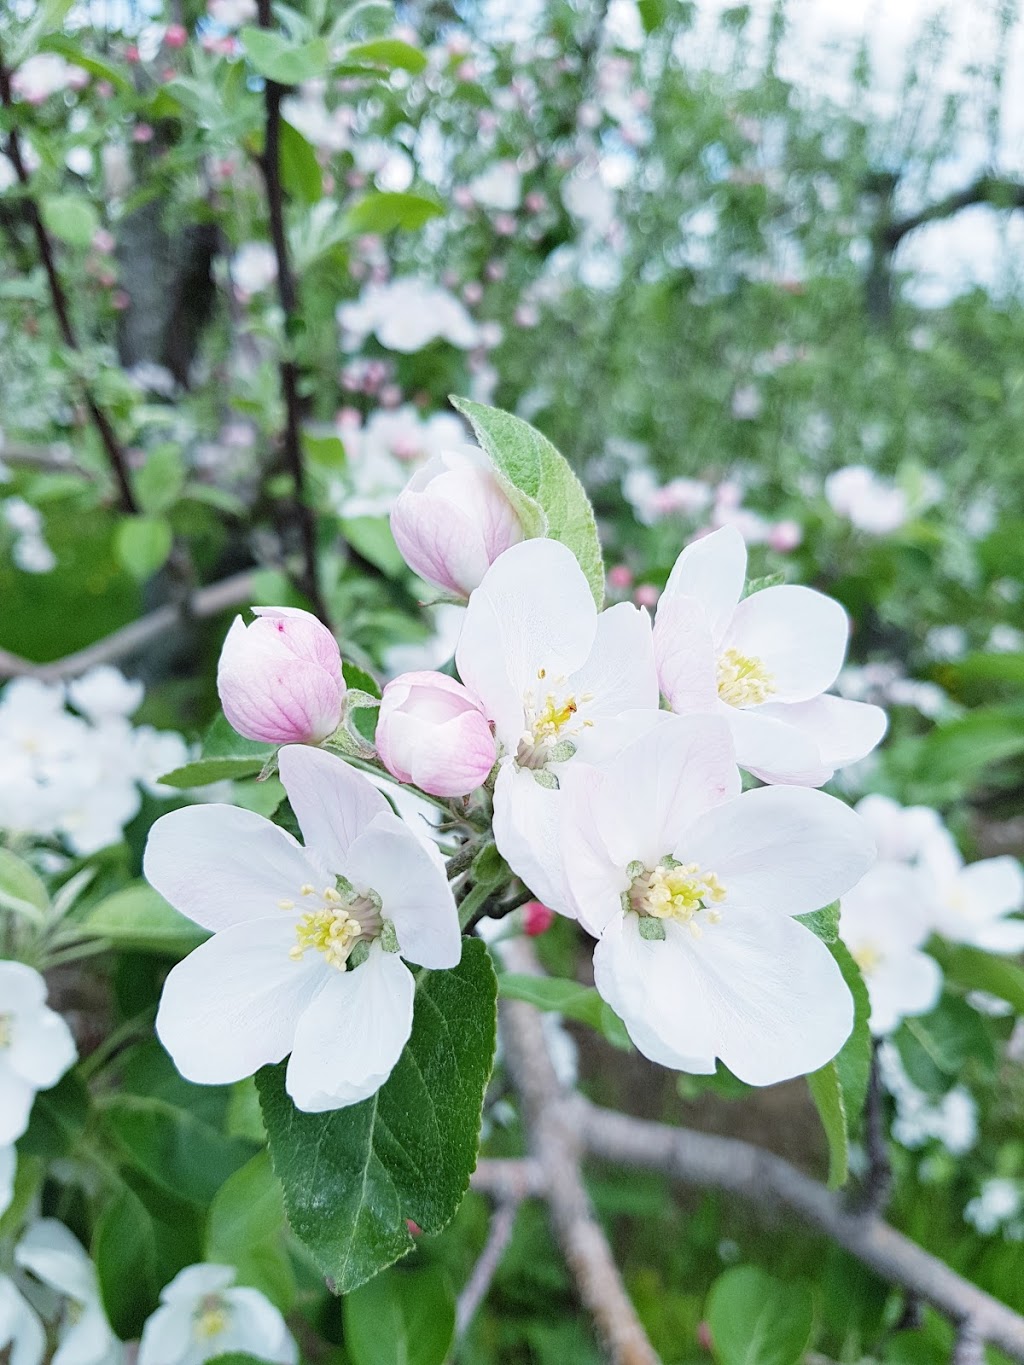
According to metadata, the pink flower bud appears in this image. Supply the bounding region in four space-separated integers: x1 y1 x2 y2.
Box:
376 672 496 798
165 23 188 48
390 448 525 598
634 584 660 609
768 519 803 552
607 563 633 591
217 606 345 745
523 901 554 936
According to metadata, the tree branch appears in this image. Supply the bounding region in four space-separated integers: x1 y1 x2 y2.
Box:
455 1197 522 1340
500 938 661 1365
0 52 139 515
254 0 329 626
0 570 256 681
882 175 1024 250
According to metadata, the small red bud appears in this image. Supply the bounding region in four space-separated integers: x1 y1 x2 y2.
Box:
523 901 555 936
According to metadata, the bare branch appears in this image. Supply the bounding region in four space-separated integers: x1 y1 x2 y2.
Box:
470 1157 547 1201
501 939 661 1365
883 175 1024 250
0 570 257 682
455 1198 521 1340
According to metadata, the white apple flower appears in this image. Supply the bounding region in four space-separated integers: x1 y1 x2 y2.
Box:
0 962 77 1144
0 1145 14 1218
920 831 1024 953
825 465 909 535
66 667 144 721
468 160 522 211
653 525 887 785
854 793 947 868
15 1220 121 1365
558 715 875 1084
337 279 479 354
838 863 942 1036
138 1264 296 1365
145 746 460 1111
0 1272 45 1365
455 538 660 912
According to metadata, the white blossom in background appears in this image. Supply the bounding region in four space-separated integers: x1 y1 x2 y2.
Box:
10 54 87 104
0 1145 14 1218
0 1272 44 1365
622 468 712 525
354 140 414 192
15 1220 122 1365
920 832 1024 953
3 497 56 575
964 1179 1024 1239
338 278 479 353
653 525 887 785
854 793 947 869
838 864 942 1036
877 1042 978 1156
138 1264 296 1365
0 962 77 1144
558 716 874 1082
331 406 468 518
456 538 660 911
206 0 257 28
146 746 460 1110
468 160 522 211
281 84 351 153
824 465 909 534
230 242 278 298
0 670 188 855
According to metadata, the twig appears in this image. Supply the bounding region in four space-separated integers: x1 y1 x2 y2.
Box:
470 1157 547 1201
855 1040 893 1216
952 1321 984 1365
0 570 256 681
500 938 661 1365
254 0 328 626
571 1098 1024 1359
882 175 1024 249
455 1197 521 1340
0 52 138 515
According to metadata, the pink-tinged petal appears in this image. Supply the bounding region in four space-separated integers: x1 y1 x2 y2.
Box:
408 712 496 797
286 946 414 1111
156 918 325 1085
568 602 660 720
7 1010 75 1090
725 705 834 786
758 695 887 775
682 785 875 916
144 804 323 932
866 952 942 1037
653 593 719 714
725 585 849 703
662 525 746 644
676 909 854 1085
0 1068 35 1145
492 763 572 915
376 672 495 798
278 746 391 871
593 914 718 1071
456 540 596 747
345 812 461 969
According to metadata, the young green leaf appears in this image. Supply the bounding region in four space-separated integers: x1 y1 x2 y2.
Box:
497 973 631 1050
342 191 445 235
79 882 207 956
706 1266 814 1365
343 1265 456 1365
806 939 871 1188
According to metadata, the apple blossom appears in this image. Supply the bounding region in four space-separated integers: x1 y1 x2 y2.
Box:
558 716 874 1084
654 525 887 785
837 864 942 1036
338 278 479 353
0 1273 44 1365
376 671 496 797
854 793 947 868
14 1220 121 1365
390 446 525 596
138 1264 296 1365
217 606 345 746
825 465 909 534
145 746 460 1110
456 538 660 911
920 831 1024 953
0 962 77 1144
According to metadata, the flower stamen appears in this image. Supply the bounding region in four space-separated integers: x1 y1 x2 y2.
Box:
716 647 776 708
288 883 384 970
194 1295 228 1341
626 859 727 939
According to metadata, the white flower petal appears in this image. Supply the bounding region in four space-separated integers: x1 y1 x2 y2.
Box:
7 1009 76 1091
663 526 746 644
966 918 1024 954
0 1274 45 1365
0 1068 35 1145
224 1288 298 1363
958 857 1024 920
492 763 570 914
344 812 460 968
286 945 414 1111
456 539 596 746
840 863 932 955
15 1219 95 1305
278 745 391 872
156 918 325 1085
52 1303 115 1365
758 695 887 775
683 785 875 916
867 952 942 1037
160 1264 236 1306
724 706 833 787
144 805 322 933
0 962 46 1012
568 602 659 719
653 593 719 714
137 1303 194 1365
725 585 849 702
559 767 633 935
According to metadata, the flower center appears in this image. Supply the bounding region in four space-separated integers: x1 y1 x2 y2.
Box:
852 942 883 974
284 881 384 971
516 669 594 771
194 1295 228 1342
625 858 727 939
0 1013 12 1048
716 648 776 707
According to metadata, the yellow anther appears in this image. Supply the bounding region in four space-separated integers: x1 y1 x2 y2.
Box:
194 1298 228 1341
323 886 342 903
290 908 363 970
852 942 882 975
533 693 578 739
300 884 316 896
716 648 776 708
277 899 295 911
631 861 727 931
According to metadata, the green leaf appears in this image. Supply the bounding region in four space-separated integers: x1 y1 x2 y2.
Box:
103 1096 254 1207
343 662 382 699
240 28 329 83
344 38 428 73
40 194 100 248
135 447 186 516
280 121 323 204
341 516 409 578
936 942 1024 1013
0 848 49 917
257 938 497 1292
912 705 1024 786
706 1266 814 1365
159 712 275 788
497 973 631 1051
806 940 871 1188
94 1187 160 1339
342 191 445 235
795 899 839 944
343 1265 456 1365
206 1152 294 1310
449 398 605 607
115 516 173 581
302 430 346 469
79 883 206 955
20 1071 90 1158
895 994 996 1097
